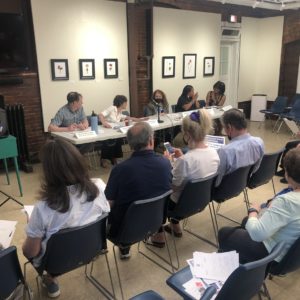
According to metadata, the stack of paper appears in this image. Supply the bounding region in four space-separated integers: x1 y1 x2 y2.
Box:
0 220 17 249
183 251 239 299
205 135 225 150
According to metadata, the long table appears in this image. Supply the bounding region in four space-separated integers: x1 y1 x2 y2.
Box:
51 107 224 145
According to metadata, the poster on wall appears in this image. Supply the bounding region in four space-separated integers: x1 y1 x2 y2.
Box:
50 59 69 80
79 59 95 80
203 57 215 76
104 58 118 79
162 56 175 78
183 54 197 79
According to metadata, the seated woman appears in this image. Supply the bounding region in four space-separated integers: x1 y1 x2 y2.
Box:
22 138 110 298
150 109 220 245
218 147 300 264
143 89 169 117
206 81 226 135
99 95 147 167
175 85 199 113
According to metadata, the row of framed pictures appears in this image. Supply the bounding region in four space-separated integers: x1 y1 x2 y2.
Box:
162 55 215 79
50 58 118 81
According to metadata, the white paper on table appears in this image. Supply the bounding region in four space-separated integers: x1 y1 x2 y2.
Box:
0 220 17 249
193 251 239 282
146 119 159 127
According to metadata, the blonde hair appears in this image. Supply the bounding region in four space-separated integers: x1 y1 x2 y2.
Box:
182 109 212 143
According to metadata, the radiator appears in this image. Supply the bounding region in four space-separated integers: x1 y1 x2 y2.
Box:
5 104 32 172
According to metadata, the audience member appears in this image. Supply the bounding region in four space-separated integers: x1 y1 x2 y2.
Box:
98 95 147 167
175 85 199 113
105 122 172 259
150 109 220 245
216 108 264 186
48 92 88 132
144 89 169 117
218 148 300 263
22 138 110 298
206 81 226 135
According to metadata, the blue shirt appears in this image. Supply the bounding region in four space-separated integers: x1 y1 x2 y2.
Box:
105 149 172 237
50 104 86 127
216 133 264 186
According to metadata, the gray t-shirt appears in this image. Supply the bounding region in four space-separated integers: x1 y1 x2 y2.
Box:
50 104 86 127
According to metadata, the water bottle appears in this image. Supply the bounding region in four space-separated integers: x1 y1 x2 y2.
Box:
91 111 98 134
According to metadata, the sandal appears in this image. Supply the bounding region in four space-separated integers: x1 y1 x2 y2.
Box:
164 224 183 238
143 237 165 248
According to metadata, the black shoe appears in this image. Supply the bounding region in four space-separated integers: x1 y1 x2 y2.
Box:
280 177 288 184
119 246 131 259
275 169 285 177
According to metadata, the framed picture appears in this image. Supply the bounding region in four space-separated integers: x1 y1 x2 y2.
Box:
104 58 118 79
50 59 69 80
162 56 175 78
79 59 95 80
203 57 215 76
183 54 197 79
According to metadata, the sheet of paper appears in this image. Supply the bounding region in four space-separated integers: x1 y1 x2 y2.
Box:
193 251 239 282
205 134 225 149
0 220 17 249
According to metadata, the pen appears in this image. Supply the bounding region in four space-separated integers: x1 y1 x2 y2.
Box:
9 231 12 237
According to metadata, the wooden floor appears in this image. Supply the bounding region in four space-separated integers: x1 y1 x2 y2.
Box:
1 119 299 300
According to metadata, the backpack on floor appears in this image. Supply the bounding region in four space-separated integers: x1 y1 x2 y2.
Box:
0 108 9 138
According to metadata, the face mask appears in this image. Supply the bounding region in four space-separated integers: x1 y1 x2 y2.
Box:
155 97 162 102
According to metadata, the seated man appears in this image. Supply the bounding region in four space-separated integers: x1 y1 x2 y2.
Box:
48 91 88 132
216 108 264 186
105 122 172 259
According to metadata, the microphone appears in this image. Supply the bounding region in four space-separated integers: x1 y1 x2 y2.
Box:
152 98 164 123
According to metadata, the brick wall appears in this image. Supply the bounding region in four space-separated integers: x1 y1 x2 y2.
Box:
0 72 47 156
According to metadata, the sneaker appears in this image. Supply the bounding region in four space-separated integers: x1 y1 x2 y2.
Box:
275 169 285 177
119 246 131 260
280 177 288 184
42 275 60 298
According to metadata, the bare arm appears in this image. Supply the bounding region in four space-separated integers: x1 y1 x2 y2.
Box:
98 113 112 128
48 123 77 132
218 95 226 107
77 118 89 130
22 236 42 259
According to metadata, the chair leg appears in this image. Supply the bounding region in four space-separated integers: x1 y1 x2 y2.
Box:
276 119 284 134
138 231 177 273
215 201 242 226
13 157 23 196
261 281 272 300
243 189 251 211
112 245 125 300
85 253 116 299
3 158 10 184
271 178 276 196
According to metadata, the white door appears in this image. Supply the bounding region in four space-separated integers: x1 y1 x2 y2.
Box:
220 41 240 108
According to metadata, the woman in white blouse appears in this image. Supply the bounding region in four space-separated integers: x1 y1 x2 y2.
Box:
98 95 147 167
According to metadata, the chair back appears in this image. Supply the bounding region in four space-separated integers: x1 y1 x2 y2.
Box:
289 93 300 107
247 149 283 189
269 236 300 276
288 97 300 118
36 213 108 276
216 242 284 300
169 174 216 220
213 165 253 203
270 96 288 113
111 190 172 246
0 246 25 299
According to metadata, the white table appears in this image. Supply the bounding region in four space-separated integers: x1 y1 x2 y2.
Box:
51 107 224 145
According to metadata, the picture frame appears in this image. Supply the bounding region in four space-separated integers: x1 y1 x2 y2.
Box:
79 59 95 80
162 56 175 78
203 56 215 76
50 59 69 81
104 58 118 79
183 54 197 79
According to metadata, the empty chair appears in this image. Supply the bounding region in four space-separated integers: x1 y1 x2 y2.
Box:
244 149 284 204
166 242 284 300
212 165 253 228
129 290 165 300
0 246 32 300
108 190 172 300
24 213 115 299
259 96 288 131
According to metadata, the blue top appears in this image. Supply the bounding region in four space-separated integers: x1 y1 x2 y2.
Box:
50 104 86 127
246 191 300 262
216 133 264 186
175 95 197 113
105 149 172 237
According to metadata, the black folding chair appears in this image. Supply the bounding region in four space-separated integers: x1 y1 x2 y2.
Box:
0 246 32 300
108 190 172 300
212 165 253 229
128 290 165 300
167 242 284 300
24 213 115 299
157 174 218 270
244 149 284 206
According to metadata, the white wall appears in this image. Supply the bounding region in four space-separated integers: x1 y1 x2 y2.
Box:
153 8 221 105
31 0 129 131
238 16 284 101
297 56 300 93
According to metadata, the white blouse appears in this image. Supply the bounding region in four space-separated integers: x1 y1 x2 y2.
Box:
101 105 127 123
